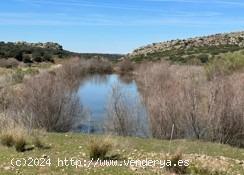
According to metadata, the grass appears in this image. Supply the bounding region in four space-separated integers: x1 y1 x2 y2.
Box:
0 134 14 147
88 136 113 160
0 133 243 174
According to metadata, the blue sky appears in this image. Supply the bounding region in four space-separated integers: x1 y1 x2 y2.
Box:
0 0 244 53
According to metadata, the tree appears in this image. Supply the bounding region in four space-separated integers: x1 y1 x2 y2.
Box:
32 51 43 62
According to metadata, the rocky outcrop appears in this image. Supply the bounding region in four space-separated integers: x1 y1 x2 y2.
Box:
14 41 63 50
130 31 244 56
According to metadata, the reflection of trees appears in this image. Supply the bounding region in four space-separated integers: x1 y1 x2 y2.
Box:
92 74 109 84
86 74 109 85
118 74 134 84
105 84 150 137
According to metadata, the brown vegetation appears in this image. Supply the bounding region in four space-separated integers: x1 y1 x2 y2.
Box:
117 58 134 74
136 61 244 147
88 136 113 160
0 58 19 68
2 57 113 133
105 84 148 137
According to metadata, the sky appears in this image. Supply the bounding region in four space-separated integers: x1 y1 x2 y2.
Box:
0 0 244 54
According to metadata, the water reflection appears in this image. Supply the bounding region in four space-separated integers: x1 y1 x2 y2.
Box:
76 74 149 136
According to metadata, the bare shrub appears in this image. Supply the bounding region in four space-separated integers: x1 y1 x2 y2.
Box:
0 58 19 68
136 61 244 147
11 71 86 132
105 84 148 137
5 57 116 133
57 57 85 88
117 59 134 74
206 75 244 146
182 73 207 139
0 87 11 113
84 58 113 74
136 62 189 139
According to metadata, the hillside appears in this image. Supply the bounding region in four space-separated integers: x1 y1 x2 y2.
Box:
0 133 243 175
0 41 122 68
129 31 244 63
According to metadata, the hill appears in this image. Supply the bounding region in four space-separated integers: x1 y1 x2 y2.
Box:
129 31 244 63
0 41 122 68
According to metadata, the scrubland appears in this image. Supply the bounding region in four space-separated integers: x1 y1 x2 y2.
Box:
0 50 243 174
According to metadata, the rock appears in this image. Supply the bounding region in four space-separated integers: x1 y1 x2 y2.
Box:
129 31 244 57
3 166 12 171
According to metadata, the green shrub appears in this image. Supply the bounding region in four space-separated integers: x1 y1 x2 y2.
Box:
197 54 209 63
11 69 25 83
0 134 14 147
23 54 32 63
14 137 27 152
205 51 244 80
89 137 113 160
11 68 39 84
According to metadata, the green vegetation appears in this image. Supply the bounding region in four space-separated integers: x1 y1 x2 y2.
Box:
14 136 27 152
0 133 243 174
0 42 123 67
0 134 15 147
0 42 65 64
205 51 244 79
11 67 39 84
88 137 113 160
130 44 243 64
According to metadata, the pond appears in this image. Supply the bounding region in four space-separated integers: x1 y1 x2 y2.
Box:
76 74 149 135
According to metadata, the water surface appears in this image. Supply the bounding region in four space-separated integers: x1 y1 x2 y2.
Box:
77 74 147 134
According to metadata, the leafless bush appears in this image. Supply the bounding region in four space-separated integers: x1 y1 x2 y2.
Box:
182 73 207 139
0 58 19 68
2 57 116 133
136 62 188 139
84 58 113 74
105 84 148 137
206 75 244 146
10 72 86 132
136 61 244 147
117 58 134 74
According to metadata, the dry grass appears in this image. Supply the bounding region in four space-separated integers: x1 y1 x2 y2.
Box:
0 134 14 147
88 136 114 160
166 151 188 174
0 123 28 152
